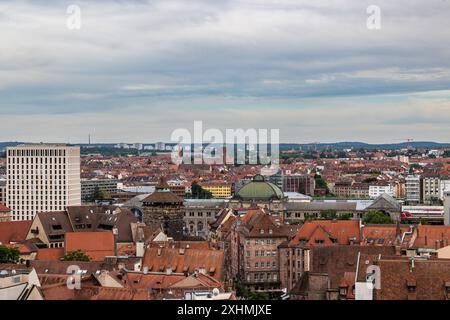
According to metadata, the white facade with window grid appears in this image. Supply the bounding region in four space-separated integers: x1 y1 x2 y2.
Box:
6 144 81 221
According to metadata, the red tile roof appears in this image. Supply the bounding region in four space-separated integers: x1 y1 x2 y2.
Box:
362 224 413 247
65 232 115 261
413 225 450 249
142 247 224 280
36 248 65 261
0 203 11 212
0 221 32 244
290 220 360 247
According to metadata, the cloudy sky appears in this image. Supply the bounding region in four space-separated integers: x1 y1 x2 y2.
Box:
1 0 450 143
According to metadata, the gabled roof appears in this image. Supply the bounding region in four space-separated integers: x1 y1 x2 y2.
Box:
0 203 11 212
362 224 413 247
307 245 396 289
290 220 361 247
34 206 137 243
365 193 401 212
0 221 32 244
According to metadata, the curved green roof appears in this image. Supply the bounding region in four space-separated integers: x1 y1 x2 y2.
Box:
235 174 284 201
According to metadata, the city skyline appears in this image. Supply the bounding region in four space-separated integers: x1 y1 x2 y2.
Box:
1 0 450 143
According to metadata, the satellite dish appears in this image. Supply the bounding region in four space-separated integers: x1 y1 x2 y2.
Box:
212 288 220 296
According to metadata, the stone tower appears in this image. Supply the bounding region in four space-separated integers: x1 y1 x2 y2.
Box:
141 177 185 240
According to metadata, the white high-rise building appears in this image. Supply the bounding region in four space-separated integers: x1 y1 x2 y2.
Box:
445 191 450 226
6 144 81 221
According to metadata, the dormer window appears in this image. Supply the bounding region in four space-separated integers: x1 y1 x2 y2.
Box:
260 229 264 234
445 282 450 298
407 280 416 292
269 229 273 234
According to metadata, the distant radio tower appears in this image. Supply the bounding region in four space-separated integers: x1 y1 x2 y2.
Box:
88 134 91 145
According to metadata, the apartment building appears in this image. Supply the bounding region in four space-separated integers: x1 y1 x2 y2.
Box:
6 144 81 221
405 175 421 204
369 182 395 199
229 209 298 292
283 174 315 195
422 175 441 204
201 182 232 198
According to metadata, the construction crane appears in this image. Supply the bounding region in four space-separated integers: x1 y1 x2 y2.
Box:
393 138 414 150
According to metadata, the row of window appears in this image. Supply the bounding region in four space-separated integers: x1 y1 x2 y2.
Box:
8 149 67 157
186 211 213 217
246 239 277 245
246 250 277 257
246 273 278 282
247 261 277 268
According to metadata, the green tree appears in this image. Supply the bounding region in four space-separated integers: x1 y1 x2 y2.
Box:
191 181 213 199
314 174 330 194
61 250 91 262
89 186 107 202
248 291 270 300
0 245 20 263
363 211 393 224
320 210 337 219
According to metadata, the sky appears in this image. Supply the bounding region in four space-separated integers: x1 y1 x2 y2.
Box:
0 0 450 144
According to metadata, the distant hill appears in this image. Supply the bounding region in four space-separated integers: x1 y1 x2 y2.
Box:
0 142 24 150
1 141 450 152
280 141 450 150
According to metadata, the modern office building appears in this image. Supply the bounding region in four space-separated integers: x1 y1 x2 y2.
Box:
6 144 81 221
81 178 119 201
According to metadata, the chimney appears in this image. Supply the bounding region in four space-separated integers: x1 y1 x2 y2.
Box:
409 257 415 272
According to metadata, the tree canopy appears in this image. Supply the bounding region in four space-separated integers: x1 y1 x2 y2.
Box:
61 250 91 262
0 245 20 263
363 211 393 224
190 181 213 199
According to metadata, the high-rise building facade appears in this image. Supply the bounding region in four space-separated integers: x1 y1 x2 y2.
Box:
405 175 421 204
6 144 81 221
444 191 450 226
0 179 6 204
